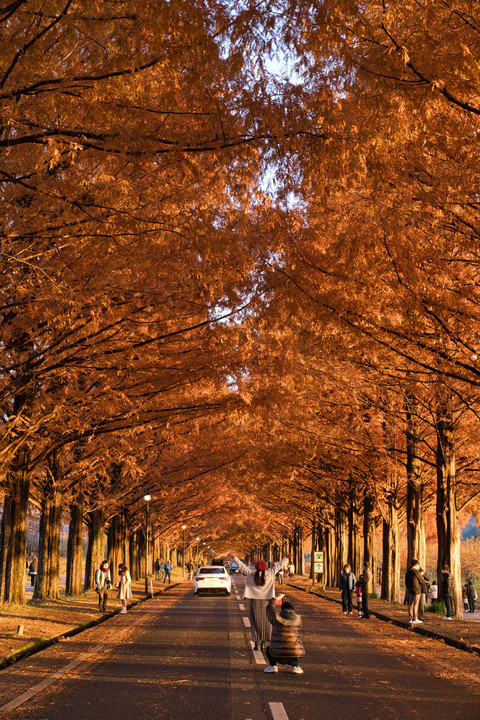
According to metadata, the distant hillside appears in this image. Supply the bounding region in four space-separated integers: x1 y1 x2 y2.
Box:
462 515 480 540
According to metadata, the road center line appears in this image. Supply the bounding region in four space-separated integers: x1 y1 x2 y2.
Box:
249 640 266 664
239 603 245 610
242 616 251 627
269 702 289 720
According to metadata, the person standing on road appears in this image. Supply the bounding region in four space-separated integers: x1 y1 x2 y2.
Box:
360 566 370 620
228 551 289 651
429 580 438 604
441 565 454 620
339 564 356 615
288 561 295 579
95 560 112 613
467 578 477 613
154 558 161 581
264 594 305 675
277 566 284 585
462 584 468 611
28 557 38 587
163 561 172 584
116 563 132 614
405 559 424 625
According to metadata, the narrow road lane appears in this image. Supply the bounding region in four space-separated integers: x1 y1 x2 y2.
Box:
0 577 479 719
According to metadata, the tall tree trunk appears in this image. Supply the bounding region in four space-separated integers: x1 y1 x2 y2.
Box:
363 493 376 594
335 503 347 581
34 456 63 600
84 509 105 590
405 391 426 569
381 498 400 602
297 526 304 575
66 489 84 596
436 389 462 617
1 449 30 604
347 486 361 576
107 513 128 577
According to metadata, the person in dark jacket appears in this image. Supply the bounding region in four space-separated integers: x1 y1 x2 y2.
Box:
467 578 477 613
339 564 356 615
441 565 454 619
405 559 424 625
360 566 370 619
264 594 305 674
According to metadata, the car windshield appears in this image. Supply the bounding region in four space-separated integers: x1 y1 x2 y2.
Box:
198 568 225 574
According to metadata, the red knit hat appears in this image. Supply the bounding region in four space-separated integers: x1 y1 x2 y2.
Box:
255 560 268 571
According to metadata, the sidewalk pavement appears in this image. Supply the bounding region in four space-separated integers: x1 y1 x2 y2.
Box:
0 571 185 667
288 576 480 657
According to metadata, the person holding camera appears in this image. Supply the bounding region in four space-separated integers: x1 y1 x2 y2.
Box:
264 593 305 674
95 561 112 614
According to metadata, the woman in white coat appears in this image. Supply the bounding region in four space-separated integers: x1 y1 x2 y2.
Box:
116 563 132 614
228 551 289 651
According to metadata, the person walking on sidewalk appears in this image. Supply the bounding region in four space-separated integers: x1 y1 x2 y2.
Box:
467 578 477 613
163 561 172 584
28 557 38 588
264 594 305 675
116 563 132 613
95 560 112 613
339 564 356 615
405 559 424 625
441 565 454 620
228 551 289 651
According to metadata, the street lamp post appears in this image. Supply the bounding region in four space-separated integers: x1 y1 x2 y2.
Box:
144 494 151 595
182 525 187 578
195 537 200 568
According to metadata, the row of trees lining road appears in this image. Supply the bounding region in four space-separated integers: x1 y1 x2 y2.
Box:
1 2 480 616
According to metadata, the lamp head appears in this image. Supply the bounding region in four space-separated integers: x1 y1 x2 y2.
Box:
144 494 151 502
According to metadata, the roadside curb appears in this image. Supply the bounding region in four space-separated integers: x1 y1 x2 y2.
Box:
289 583 480 658
0 582 180 672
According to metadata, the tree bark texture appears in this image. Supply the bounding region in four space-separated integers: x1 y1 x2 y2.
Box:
34 453 63 600
436 390 463 618
0 449 30 604
406 392 425 569
363 493 376 594
84 508 105 590
66 489 84 596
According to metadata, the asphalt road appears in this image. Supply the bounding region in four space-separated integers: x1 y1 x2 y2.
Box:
0 576 479 720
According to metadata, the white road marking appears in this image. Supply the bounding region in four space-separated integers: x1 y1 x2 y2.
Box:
242 616 251 627
0 643 104 713
269 702 289 720
0 605 151 713
239 603 245 610
249 640 266 665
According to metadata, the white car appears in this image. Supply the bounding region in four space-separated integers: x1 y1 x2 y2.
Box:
193 566 232 596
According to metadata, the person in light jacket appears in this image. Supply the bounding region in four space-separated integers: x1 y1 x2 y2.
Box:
339 564 356 615
116 563 132 614
95 560 112 613
228 551 289 651
264 594 305 674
